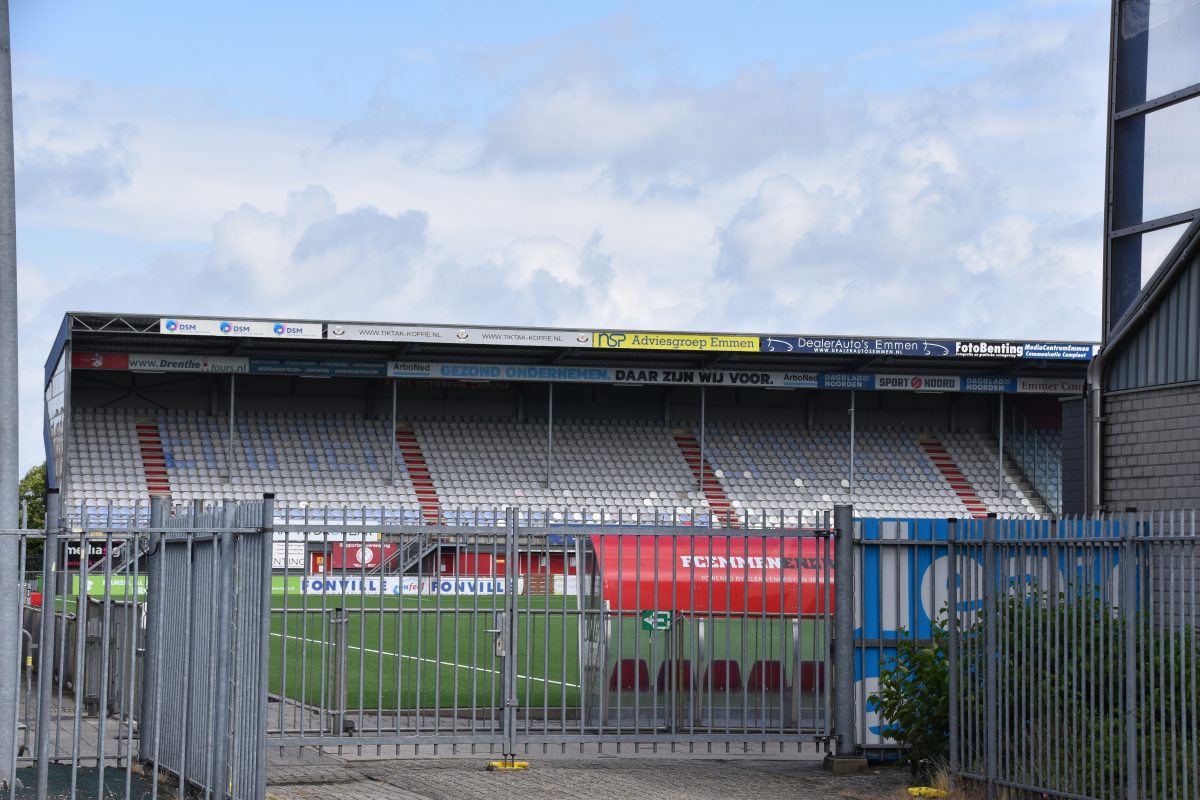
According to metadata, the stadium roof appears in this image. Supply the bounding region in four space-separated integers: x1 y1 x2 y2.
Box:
56 312 1093 393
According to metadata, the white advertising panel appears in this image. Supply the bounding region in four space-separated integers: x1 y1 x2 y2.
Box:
128 354 250 373
330 323 592 348
159 318 322 339
272 543 306 570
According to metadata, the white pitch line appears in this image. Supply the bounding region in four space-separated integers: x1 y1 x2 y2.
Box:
270 631 580 689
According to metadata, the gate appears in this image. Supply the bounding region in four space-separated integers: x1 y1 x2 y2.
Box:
8 495 270 800
266 509 835 758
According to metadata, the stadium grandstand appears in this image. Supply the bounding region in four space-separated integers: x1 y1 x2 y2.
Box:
47 313 1091 531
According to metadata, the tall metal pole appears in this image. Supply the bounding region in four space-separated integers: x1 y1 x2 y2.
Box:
698 387 706 493
227 375 236 483
0 1 21 788
545 383 554 487
390 378 397 486
997 394 1004 497
848 391 856 503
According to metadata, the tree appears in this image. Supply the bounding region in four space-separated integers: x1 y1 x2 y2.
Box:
18 461 47 529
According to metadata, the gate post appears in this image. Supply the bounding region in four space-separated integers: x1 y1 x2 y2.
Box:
488 508 527 770
824 504 866 773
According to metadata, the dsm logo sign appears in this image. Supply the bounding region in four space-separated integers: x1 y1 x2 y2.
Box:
272 323 309 337
219 321 252 335
163 319 199 333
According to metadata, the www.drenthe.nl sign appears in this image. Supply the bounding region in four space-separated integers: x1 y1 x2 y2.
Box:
302 576 522 595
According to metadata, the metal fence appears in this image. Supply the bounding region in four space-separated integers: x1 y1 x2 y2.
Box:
266 510 835 758
942 514 1198 800
139 498 272 800
852 512 1200 799
7 494 270 800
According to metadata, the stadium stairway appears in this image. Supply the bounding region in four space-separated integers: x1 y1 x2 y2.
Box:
918 436 989 518
136 417 172 498
672 428 740 527
395 423 441 524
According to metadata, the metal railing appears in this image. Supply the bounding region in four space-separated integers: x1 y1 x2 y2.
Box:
1003 413 1062 516
266 509 836 758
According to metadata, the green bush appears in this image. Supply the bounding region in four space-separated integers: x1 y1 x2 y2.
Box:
869 617 949 778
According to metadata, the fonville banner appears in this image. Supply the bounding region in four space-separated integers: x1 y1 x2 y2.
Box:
299 575 523 596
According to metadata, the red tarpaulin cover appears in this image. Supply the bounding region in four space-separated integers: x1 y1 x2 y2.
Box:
587 535 833 616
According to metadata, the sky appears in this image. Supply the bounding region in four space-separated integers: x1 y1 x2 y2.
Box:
11 0 1112 471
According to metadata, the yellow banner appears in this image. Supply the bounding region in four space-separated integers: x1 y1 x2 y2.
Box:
592 332 759 352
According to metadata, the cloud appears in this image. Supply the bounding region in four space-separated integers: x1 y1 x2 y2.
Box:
484 63 863 192
10 2 1114 471
196 185 615 326
16 126 135 206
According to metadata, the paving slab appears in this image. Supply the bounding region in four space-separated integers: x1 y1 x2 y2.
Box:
267 755 910 800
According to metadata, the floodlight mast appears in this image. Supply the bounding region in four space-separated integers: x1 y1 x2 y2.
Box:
0 0 20 790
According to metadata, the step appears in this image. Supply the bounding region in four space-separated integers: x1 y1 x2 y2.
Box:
135 418 173 498
395 423 441 526
672 431 739 528
919 438 990 519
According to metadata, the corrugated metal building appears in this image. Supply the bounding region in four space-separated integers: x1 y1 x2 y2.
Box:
1080 0 1200 512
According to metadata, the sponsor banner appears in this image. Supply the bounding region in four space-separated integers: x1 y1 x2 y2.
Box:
819 373 876 390
592 331 759 352
68 575 148 598
590 535 831 615
300 575 522 596
63 540 107 569
875 375 961 392
327 543 400 569
159 317 321 339
762 336 955 358
954 340 1025 358
330 323 592 348
72 352 129 370
388 362 821 388
128 353 249 373
70 352 1083 395
1016 378 1084 395
249 358 387 378
961 376 1018 393
272 543 306 570
1021 342 1095 361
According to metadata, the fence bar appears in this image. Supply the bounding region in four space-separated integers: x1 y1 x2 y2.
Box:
946 518 959 777
1122 513 1138 800
34 491 60 799
983 515 997 800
